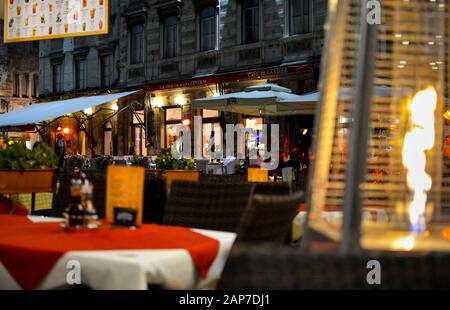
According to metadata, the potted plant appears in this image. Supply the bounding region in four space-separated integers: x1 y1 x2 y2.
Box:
94 155 113 170
155 148 199 188
130 155 149 168
0 135 58 194
66 154 84 174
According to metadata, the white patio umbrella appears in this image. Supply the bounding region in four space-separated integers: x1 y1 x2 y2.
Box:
193 83 318 116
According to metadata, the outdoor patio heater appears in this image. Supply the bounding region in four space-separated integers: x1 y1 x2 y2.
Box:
304 0 450 252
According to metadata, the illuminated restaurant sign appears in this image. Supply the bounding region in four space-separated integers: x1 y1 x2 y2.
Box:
3 0 109 43
144 64 315 91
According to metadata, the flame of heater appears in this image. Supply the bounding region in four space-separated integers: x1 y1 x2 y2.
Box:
402 87 437 230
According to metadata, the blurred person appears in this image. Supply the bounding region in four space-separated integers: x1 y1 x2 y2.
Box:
55 134 66 167
90 140 98 158
129 141 135 156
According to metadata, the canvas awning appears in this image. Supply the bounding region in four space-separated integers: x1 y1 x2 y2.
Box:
192 84 318 116
192 85 421 117
0 91 140 127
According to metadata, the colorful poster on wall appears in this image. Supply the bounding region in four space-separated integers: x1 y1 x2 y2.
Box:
3 0 109 43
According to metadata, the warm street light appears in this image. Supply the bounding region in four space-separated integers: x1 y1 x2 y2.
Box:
443 110 450 120
174 95 185 106
151 97 163 108
84 107 93 115
111 100 119 111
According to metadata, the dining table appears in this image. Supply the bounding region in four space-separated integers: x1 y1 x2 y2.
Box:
0 215 236 290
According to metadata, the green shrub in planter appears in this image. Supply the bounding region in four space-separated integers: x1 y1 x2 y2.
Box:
0 136 58 170
94 155 113 170
130 155 149 167
155 148 195 171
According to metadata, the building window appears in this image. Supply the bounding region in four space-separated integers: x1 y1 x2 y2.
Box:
13 74 20 97
22 74 29 98
32 74 39 98
163 16 178 59
242 0 259 44
202 109 221 158
165 107 182 148
100 54 113 88
75 59 87 90
244 117 265 159
132 111 147 156
200 6 217 52
130 24 144 65
290 0 311 35
52 64 63 94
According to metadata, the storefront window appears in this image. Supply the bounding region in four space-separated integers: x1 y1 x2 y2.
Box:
166 107 182 121
103 122 112 156
133 111 147 156
166 124 182 152
165 107 183 150
202 109 221 158
245 117 265 159
203 122 222 158
202 109 219 118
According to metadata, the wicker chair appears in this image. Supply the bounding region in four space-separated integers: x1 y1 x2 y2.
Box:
143 175 167 224
195 159 209 172
199 175 290 195
52 175 72 218
163 180 254 232
235 192 304 244
218 244 450 289
199 174 247 184
253 182 291 196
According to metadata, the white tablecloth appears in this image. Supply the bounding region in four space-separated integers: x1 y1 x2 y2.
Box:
0 221 236 290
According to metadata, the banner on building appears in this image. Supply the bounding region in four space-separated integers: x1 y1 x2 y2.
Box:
3 0 109 43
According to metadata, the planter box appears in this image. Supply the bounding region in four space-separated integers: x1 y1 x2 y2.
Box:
163 170 200 189
145 169 162 176
0 169 56 194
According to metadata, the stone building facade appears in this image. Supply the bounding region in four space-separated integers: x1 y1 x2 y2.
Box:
0 18 39 141
38 0 328 156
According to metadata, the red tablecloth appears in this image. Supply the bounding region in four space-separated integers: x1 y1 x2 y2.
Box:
0 215 220 290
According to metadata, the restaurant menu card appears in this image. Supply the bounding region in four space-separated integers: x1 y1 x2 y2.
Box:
247 167 269 183
4 0 109 43
106 166 144 226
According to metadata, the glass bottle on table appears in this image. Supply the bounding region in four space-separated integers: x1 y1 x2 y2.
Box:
64 177 84 230
81 175 98 229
